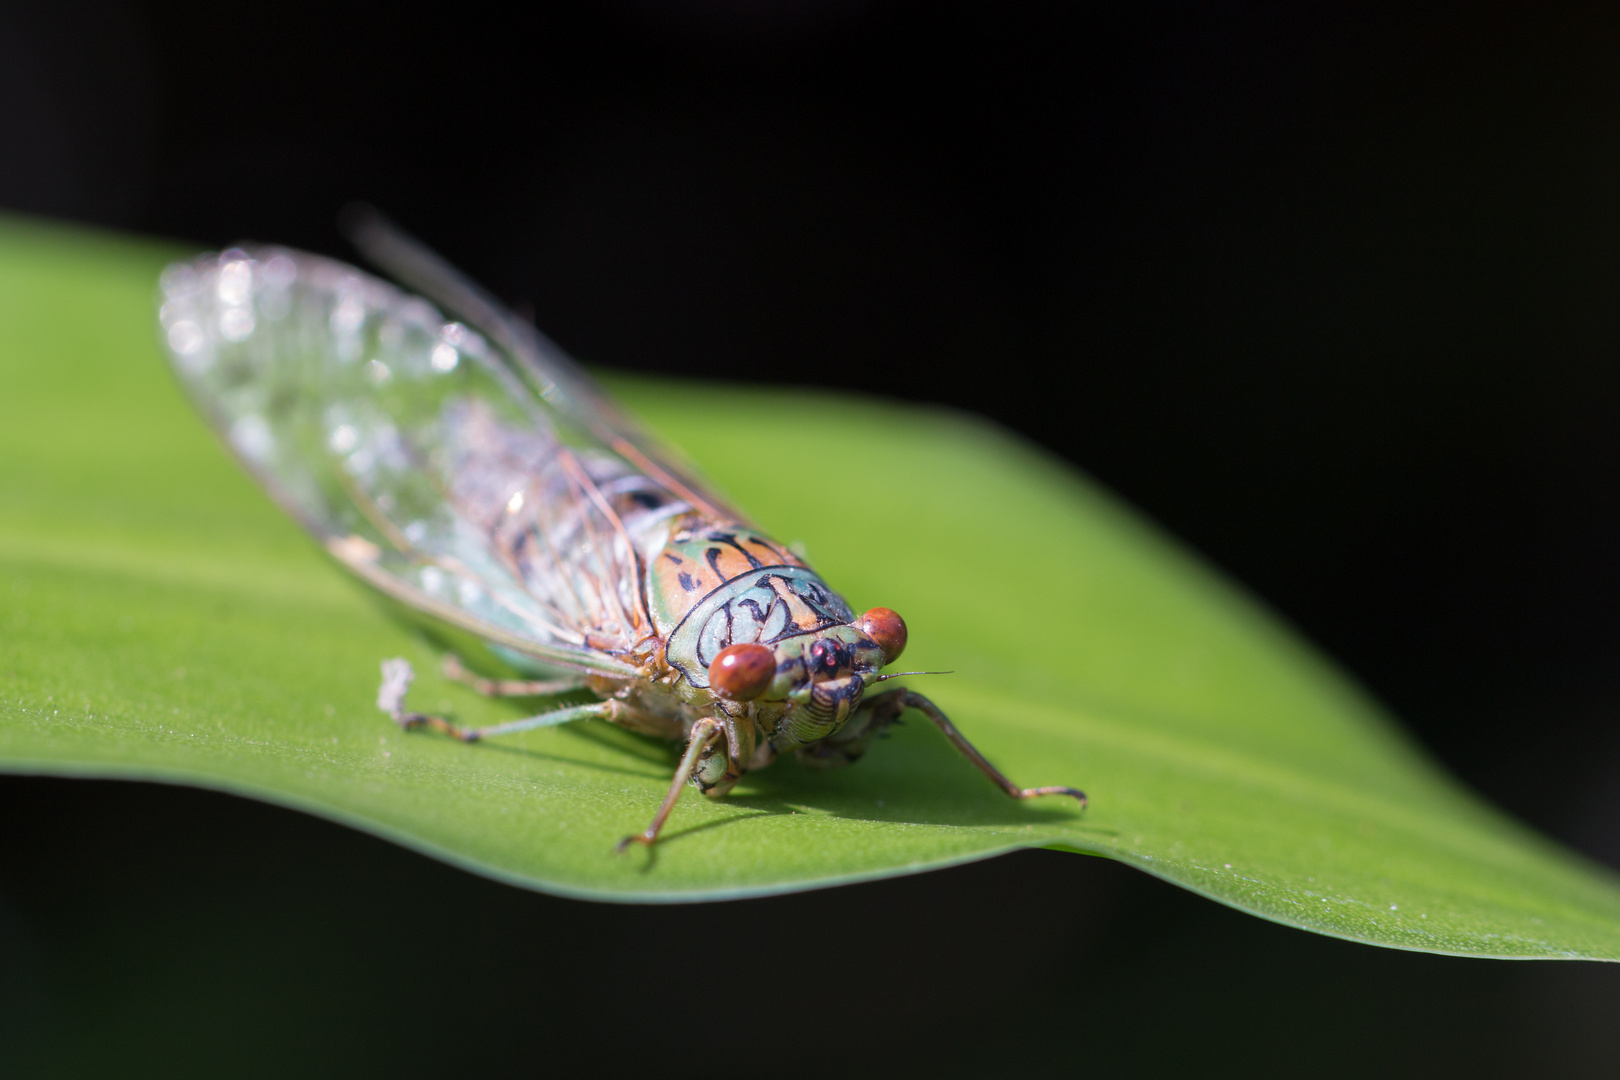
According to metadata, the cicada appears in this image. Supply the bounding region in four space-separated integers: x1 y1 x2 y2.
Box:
157 214 1085 849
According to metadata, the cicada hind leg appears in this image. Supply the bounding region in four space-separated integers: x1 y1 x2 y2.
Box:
799 687 1087 807
376 657 670 742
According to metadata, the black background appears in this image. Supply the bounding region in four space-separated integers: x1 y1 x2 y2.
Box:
4 1 1620 1075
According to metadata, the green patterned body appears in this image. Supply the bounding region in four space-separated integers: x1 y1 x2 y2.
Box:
648 514 856 700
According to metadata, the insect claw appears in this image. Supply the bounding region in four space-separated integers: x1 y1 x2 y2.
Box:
614 833 653 853
393 711 427 731
1019 785 1088 807
396 710 479 742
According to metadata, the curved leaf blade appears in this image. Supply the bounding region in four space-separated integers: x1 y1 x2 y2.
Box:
2 216 1619 957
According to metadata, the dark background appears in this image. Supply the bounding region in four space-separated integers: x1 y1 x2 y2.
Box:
4 1 1620 1075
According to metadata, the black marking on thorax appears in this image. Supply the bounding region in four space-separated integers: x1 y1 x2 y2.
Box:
708 532 765 570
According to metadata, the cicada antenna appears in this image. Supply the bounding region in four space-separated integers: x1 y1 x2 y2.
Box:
873 670 954 682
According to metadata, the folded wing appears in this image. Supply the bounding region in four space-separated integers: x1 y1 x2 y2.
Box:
159 246 719 677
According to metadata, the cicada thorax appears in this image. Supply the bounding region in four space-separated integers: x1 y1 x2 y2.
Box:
648 514 856 701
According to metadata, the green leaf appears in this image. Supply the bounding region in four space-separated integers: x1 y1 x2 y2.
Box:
3 215 1619 959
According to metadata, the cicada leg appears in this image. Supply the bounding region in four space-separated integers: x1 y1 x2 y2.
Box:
377 657 669 742
800 687 1087 806
616 717 721 851
441 654 587 698
393 698 622 743
616 713 758 851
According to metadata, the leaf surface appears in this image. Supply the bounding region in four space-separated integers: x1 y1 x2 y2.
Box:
3 216 1618 957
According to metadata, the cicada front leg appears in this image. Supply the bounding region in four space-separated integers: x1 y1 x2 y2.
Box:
799 687 1087 807
617 713 755 851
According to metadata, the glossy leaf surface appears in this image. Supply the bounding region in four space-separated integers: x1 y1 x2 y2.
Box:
3 216 1619 958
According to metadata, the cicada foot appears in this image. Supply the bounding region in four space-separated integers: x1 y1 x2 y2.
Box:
614 833 652 853
1013 785 1087 806
858 687 1088 808
377 658 481 741
393 711 481 742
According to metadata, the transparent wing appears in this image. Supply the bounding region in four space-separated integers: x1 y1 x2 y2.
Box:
344 209 745 528
158 244 720 678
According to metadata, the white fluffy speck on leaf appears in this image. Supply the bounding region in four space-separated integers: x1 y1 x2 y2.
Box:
377 658 415 716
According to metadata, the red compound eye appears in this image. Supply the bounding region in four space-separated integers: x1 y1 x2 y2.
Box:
854 607 907 666
709 643 776 701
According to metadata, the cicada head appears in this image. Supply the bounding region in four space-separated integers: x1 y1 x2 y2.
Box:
706 607 908 747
